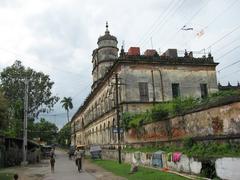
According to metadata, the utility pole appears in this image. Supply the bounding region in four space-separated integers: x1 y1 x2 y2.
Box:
115 73 121 164
74 121 76 146
22 79 29 165
151 70 156 104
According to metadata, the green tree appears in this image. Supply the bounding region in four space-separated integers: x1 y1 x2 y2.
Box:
0 60 59 137
57 122 71 147
0 89 9 134
60 97 73 122
33 118 58 144
0 60 59 117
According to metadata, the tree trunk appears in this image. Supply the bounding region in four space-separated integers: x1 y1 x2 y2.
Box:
67 110 69 123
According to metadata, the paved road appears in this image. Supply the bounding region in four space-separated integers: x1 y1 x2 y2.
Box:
0 149 124 180
44 150 95 180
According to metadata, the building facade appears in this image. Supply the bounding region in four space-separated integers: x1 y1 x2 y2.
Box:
71 24 218 146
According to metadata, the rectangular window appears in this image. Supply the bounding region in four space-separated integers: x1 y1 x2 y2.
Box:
139 82 149 102
200 83 208 98
172 83 180 98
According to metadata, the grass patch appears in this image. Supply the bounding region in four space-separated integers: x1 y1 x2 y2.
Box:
0 173 14 180
91 159 187 180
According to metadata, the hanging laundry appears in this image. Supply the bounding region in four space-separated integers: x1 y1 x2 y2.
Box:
133 152 141 164
152 151 163 168
167 152 172 162
172 152 181 162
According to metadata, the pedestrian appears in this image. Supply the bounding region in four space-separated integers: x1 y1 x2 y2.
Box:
13 174 18 180
74 145 84 172
50 148 55 158
50 156 55 173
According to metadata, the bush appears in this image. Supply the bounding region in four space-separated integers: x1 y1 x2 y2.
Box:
171 97 199 115
122 89 240 130
151 104 169 121
121 112 135 130
183 137 195 149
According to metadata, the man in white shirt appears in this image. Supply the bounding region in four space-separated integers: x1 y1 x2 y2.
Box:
74 145 84 172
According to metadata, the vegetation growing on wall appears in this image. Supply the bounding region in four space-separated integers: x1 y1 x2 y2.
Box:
121 89 240 130
124 139 240 158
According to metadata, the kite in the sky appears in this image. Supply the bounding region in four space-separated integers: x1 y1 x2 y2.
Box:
196 29 205 37
181 25 193 31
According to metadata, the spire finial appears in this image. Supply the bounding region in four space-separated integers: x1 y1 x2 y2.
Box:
106 21 108 30
105 21 110 34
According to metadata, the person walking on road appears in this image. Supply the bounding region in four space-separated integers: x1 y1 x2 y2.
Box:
50 148 55 158
50 155 55 173
74 145 84 172
13 174 19 180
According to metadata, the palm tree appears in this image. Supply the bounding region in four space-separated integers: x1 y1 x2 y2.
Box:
61 97 73 123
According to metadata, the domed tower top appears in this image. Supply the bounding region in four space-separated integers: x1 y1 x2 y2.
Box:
97 22 118 47
92 22 119 89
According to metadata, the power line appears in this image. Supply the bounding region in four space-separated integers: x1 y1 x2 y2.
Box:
184 0 211 26
136 0 177 46
215 44 240 61
203 0 239 30
218 59 240 72
140 0 186 49
142 0 187 49
38 112 75 120
220 68 240 79
72 83 92 98
212 37 240 54
200 24 240 52
161 0 211 47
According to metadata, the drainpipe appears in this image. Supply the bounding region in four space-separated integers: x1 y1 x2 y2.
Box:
151 70 156 104
158 69 165 101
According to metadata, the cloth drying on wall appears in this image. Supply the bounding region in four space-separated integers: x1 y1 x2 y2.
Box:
152 151 163 168
167 152 172 162
172 152 181 162
132 152 140 165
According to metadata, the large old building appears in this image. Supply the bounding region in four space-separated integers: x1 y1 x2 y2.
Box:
71 23 218 146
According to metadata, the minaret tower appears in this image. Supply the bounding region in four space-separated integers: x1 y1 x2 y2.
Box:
92 22 118 89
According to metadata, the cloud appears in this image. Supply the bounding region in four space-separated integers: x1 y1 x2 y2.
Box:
0 0 240 128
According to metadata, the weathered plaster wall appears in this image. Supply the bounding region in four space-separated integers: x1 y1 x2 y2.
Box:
83 111 118 145
72 61 218 146
120 64 218 103
72 72 118 145
125 102 240 143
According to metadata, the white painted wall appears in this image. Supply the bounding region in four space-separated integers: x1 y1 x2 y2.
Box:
189 158 202 174
167 154 191 173
216 158 240 180
100 149 240 180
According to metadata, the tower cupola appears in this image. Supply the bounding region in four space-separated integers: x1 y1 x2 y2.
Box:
92 22 119 89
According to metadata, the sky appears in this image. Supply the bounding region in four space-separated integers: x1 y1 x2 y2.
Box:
0 0 240 129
